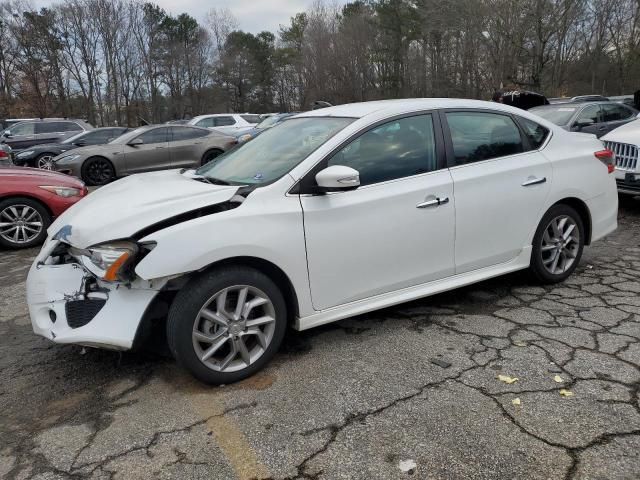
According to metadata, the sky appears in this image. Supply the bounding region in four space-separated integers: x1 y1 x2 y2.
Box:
35 0 348 33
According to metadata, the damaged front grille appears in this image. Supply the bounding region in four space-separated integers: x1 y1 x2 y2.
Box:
65 299 106 329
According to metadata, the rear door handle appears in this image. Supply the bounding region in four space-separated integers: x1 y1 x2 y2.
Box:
417 197 449 208
522 177 546 187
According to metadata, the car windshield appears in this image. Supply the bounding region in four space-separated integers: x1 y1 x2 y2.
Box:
61 131 88 144
530 106 578 125
196 117 354 185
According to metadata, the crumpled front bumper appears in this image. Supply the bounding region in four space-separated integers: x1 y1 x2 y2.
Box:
27 240 161 350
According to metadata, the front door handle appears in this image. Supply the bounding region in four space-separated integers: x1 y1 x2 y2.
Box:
417 196 450 209
522 177 546 187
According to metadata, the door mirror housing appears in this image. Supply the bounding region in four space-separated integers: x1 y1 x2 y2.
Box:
3 130 11 137
128 138 144 146
73 140 86 147
315 165 360 192
574 118 594 129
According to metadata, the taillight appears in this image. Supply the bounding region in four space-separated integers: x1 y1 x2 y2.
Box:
595 149 615 174
0 150 8 159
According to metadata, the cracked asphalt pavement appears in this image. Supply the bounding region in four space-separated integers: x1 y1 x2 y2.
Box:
2 199 640 480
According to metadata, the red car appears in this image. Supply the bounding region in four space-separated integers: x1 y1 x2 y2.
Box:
0 166 88 249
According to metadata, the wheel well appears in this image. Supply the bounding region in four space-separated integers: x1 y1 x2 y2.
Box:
0 194 53 219
553 198 592 245
201 148 224 162
199 256 300 321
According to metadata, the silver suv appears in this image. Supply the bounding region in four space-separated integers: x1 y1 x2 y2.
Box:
0 119 93 151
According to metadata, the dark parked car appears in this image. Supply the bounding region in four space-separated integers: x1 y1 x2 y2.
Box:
13 127 130 170
0 119 93 151
52 124 237 185
529 101 639 137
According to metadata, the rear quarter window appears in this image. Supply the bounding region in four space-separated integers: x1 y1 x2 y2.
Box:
517 117 550 150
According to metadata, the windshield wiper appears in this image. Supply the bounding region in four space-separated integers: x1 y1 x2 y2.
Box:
192 175 230 186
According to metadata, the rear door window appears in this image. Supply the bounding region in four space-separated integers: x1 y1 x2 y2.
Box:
240 115 261 124
602 104 634 122
36 122 68 134
170 126 209 141
445 112 525 165
214 116 236 127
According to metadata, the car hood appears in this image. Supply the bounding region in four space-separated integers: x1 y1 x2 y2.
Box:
55 144 122 159
601 119 640 145
48 169 239 248
0 166 84 185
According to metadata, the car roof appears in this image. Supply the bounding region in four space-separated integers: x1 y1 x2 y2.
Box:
294 98 535 119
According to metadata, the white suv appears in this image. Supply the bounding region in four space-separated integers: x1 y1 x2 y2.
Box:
601 119 640 195
27 99 618 384
188 113 261 134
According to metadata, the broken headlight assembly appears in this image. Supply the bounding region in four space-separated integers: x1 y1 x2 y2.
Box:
79 241 140 282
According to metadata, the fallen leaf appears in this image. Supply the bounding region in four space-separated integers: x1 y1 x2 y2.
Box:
559 389 574 397
398 459 417 474
497 375 519 384
513 341 528 347
512 398 521 406
554 375 564 383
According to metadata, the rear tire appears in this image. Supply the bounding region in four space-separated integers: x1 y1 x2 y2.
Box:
167 266 287 385
0 197 51 249
530 204 585 284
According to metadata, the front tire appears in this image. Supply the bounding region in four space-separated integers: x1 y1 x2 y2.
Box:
82 157 115 186
167 266 287 385
530 204 585 284
201 149 223 166
0 197 51 249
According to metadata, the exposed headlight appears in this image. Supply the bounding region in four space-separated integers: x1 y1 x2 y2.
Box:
83 241 139 282
55 154 80 164
16 150 34 158
238 133 253 143
38 185 83 198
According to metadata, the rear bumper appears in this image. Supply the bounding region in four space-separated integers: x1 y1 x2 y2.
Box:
586 184 618 243
27 240 160 350
616 172 640 195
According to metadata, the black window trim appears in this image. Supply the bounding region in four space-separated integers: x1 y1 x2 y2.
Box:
439 108 535 169
512 115 552 151
292 110 447 195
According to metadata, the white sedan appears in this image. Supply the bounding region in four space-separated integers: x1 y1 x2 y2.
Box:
26 99 618 384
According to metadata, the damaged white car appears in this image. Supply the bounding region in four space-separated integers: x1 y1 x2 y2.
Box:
27 99 618 384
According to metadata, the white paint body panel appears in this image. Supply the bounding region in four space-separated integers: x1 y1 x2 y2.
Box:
27 98 618 349
301 170 455 310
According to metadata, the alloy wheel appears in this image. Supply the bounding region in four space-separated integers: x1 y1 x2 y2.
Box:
540 215 580 275
192 285 276 373
37 155 54 170
0 205 44 245
86 159 113 185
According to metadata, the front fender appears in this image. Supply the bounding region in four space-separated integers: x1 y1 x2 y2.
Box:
134 187 314 317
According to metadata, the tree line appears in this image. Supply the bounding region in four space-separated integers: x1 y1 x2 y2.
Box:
0 0 639 126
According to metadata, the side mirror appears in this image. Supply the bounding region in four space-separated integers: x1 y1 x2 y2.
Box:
574 118 594 129
315 165 360 192
73 140 86 147
3 130 11 137
128 138 143 146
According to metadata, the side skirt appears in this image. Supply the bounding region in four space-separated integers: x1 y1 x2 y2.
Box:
294 246 532 331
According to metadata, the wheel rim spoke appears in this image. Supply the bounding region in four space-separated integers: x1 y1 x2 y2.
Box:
192 284 276 373
541 215 580 275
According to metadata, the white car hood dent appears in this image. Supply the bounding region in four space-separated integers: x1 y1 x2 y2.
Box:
48 169 240 248
602 119 640 145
